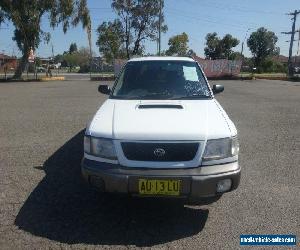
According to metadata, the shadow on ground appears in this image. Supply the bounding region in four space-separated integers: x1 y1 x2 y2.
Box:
15 130 208 247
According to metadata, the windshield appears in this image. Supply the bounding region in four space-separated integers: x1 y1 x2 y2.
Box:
111 60 211 99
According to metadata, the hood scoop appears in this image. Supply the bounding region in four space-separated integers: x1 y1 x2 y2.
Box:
138 104 183 109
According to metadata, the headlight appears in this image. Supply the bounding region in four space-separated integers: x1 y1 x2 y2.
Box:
84 136 91 154
84 136 117 160
231 136 239 156
202 137 239 161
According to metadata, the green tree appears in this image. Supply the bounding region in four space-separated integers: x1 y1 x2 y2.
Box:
187 49 196 57
63 53 78 72
54 54 64 64
222 34 240 59
204 33 221 59
204 32 239 59
96 20 126 64
260 57 286 73
166 32 189 56
0 0 90 79
247 27 279 69
35 57 41 67
0 7 5 24
229 51 243 60
63 47 93 72
111 0 167 58
69 43 78 54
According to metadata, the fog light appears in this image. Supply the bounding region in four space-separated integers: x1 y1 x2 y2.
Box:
217 179 232 193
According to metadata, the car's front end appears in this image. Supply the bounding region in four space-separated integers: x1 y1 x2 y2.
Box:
81 57 240 204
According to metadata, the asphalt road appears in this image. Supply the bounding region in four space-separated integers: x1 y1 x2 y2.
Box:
0 73 92 81
0 79 299 249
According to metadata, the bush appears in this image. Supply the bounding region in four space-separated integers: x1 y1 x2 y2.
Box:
78 64 90 73
256 58 287 73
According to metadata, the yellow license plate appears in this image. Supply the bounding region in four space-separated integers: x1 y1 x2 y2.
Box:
138 179 181 196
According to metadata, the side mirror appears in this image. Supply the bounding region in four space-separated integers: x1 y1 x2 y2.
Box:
98 84 111 95
212 84 224 94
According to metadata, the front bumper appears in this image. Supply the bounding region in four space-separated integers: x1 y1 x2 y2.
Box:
81 158 241 199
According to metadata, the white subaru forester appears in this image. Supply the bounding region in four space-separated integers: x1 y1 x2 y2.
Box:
82 57 240 204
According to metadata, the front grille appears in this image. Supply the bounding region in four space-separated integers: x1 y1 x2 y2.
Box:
121 142 199 161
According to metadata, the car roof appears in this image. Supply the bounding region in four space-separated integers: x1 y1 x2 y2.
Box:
128 56 195 62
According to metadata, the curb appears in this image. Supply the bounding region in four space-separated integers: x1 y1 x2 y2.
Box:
40 76 65 81
90 76 115 81
254 76 287 81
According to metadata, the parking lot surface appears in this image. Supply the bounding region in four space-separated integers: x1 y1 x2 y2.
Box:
0 79 299 249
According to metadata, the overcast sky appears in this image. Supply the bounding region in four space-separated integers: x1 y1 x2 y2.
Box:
0 0 300 58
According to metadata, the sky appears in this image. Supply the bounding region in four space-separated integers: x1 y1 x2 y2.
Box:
0 0 300 58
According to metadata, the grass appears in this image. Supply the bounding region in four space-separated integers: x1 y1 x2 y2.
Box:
239 72 287 78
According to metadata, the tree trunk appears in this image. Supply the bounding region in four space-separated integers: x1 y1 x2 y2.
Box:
87 22 92 76
133 35 142 55
132 24 145 55
125 16 130 60
13 46 29 79
133 39 140 55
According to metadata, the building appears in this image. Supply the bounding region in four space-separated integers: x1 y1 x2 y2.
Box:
272 55 288 64
0 53 18 72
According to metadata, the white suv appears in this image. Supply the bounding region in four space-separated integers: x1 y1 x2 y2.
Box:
82 57 240 204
